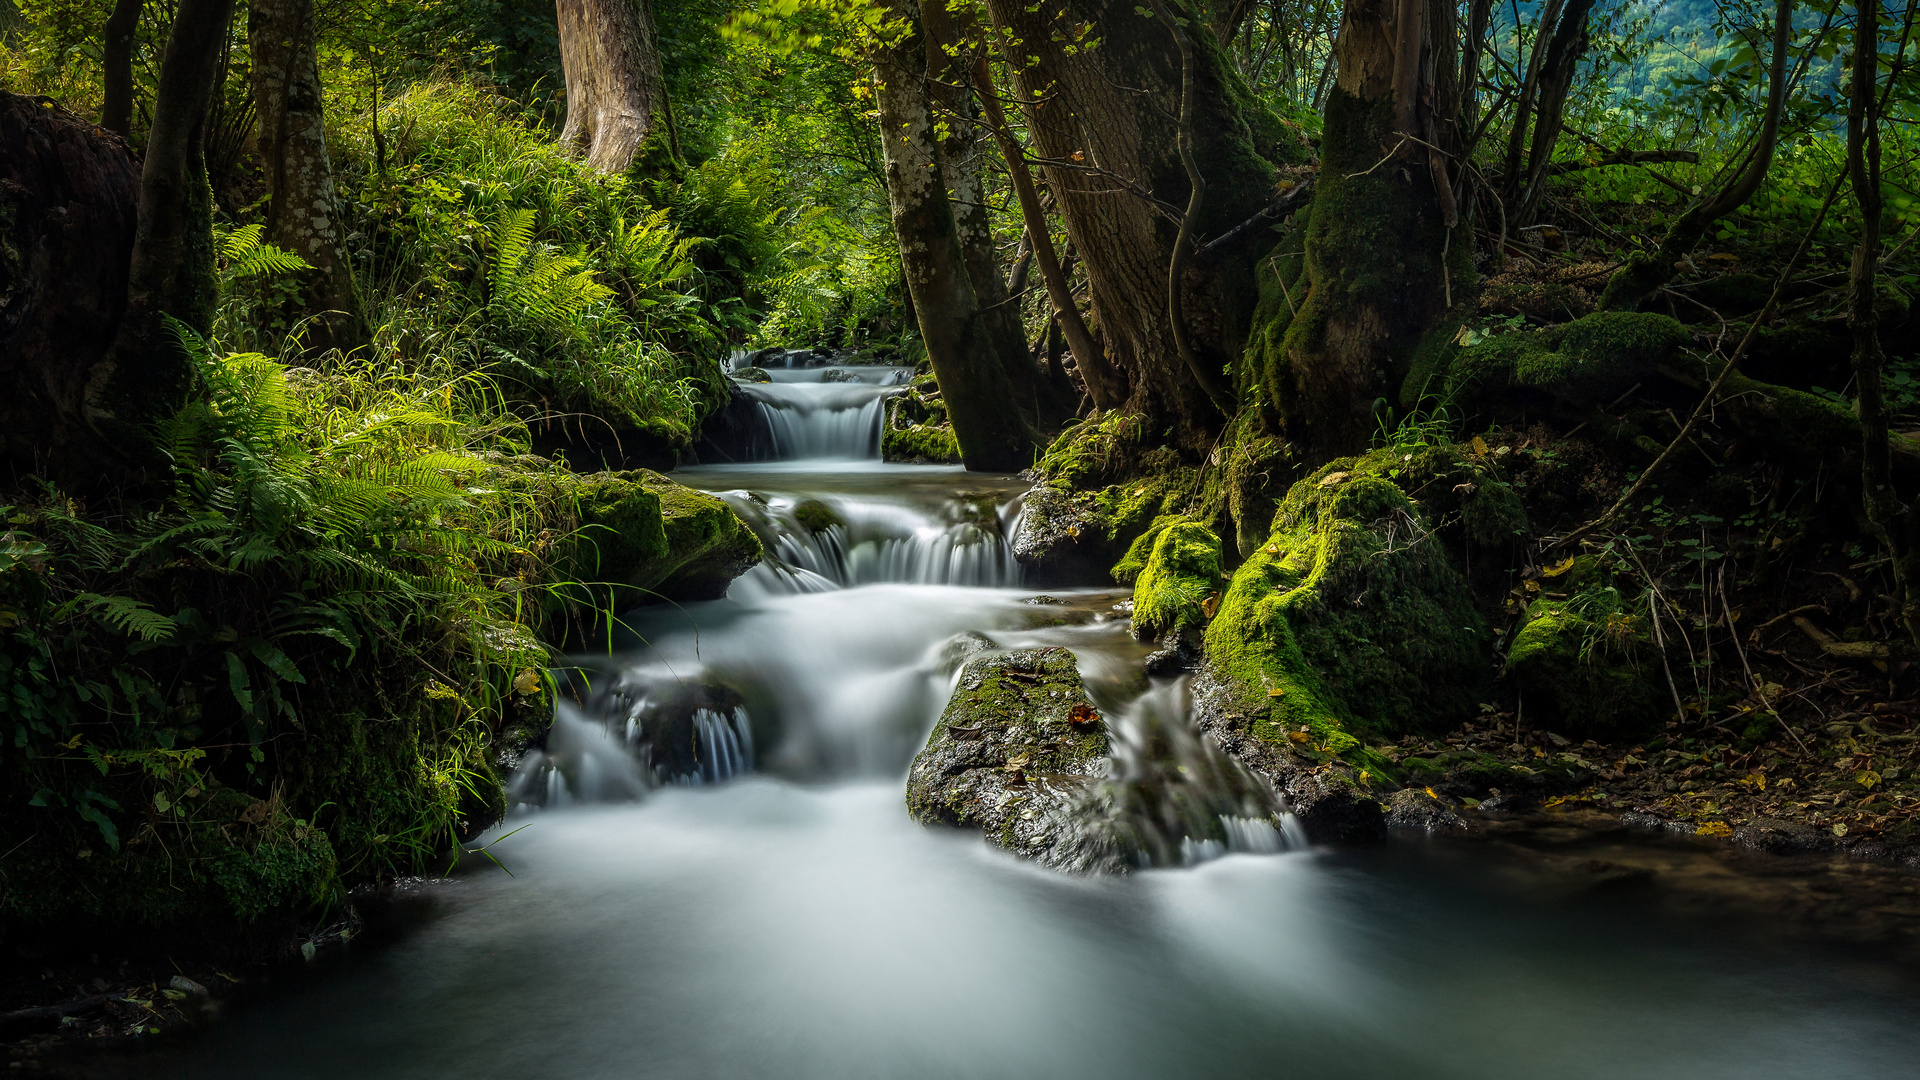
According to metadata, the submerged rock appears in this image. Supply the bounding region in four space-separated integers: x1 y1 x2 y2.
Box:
906 648 1124 871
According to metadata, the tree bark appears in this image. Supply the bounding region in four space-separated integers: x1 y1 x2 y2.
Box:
918 0 1054 429
96 0 235 483
1257 0 1469 461
251 0 368 354
875 1 1038 471
981 0 1284 452
971 53 1123 411
1504 0 1595 229
0 93 143 487
1599 0 1793 311
1847 0 1920 644
556 0 668 173
101 0 141 139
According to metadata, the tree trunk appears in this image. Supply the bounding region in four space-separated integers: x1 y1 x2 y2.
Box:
556 0 668 173
1599 0 1792 311
970 53 1123 411
1848 0 1920 644
251 0 368 354
97 0 235 483
981 0 1286 452
1504 0 1596 229
918 0 1053 429
1257 0 1469 461
0 93 143 488
875 1 1038 471
101 0 141 139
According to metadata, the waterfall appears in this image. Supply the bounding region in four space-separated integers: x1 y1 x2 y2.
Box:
717 365 912 462
717 488 1022 594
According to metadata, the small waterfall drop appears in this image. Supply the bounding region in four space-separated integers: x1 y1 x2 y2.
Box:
722 364 912 462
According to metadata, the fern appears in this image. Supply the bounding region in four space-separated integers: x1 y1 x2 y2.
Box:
71 593 178 642
217 223 312 280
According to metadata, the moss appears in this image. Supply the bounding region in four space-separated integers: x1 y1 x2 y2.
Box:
552 469 762 606
1132 521 1224 639
1204 451 1491 753
881 388 962 464
1505 596 1666 739
1449 311 1693 405
793 498 841 533
1111 514 1186 584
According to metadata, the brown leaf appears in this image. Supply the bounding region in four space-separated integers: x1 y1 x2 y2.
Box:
1067 703 1100 727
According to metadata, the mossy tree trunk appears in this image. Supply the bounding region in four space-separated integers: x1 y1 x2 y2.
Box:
100 0 141 139
97 0 235 483
555 0 668 173
251 0 369 354
1256 0 1471 462
981 0 1285 453
1847 0 1920 644
875 0 1039 471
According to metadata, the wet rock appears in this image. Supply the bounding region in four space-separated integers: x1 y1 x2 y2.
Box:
1730 817 1838 855
1023 594 1068 605
906 648 1124 871
1009 484 1106 585
1476 793 1530 813
937 631 997 675
1383 788 1468 832
1143 647 1186 677
168 976 208 999
819 368 860 383
1282 772 1386 843
730 366 772 383
792 498 842 533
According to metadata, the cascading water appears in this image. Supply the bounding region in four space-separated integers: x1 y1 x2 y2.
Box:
138 384 1920 1080
721 364 912 461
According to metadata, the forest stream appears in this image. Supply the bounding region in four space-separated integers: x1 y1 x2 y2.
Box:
101 368 1920 1080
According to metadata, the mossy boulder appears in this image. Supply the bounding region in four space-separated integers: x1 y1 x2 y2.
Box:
1505 595 1667 739
1013 418 1195 585
1131 520 1223 641
1448 311 1693 405
730 366 772 383
905 648 1121 871
881 388 961 464
556 469 763 607
1204 453 1491 751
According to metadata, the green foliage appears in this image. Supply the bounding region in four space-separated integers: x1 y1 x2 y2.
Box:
1 326 578 930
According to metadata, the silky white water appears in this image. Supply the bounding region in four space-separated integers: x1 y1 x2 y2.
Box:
119 397 1920 1079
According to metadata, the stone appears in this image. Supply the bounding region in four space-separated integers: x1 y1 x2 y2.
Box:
1383 788 1468 832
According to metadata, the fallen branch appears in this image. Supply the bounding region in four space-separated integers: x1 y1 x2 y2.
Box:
1793 614 1920 661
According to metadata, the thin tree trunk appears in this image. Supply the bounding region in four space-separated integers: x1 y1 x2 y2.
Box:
972 53 1123 410
98 0 235 481
101 0 141 139
1507 0 1595 229
1848 0 1920 644
1599 0 1793 310
875 1 1037 471
251 0 368 354
555 0 667 173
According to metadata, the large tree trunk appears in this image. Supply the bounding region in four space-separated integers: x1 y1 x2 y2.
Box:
1257 0 1469 460
0 93 142 487
96 0 236 483
101 0 141 139
875 2 1038 471
981 0 1285 453
251 0 368 354
556 0 668 173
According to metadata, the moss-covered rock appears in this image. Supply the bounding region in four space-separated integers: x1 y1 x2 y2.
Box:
1131 521 1223 641
1204 452 1491 752
881 387 962 464
1505 595 1667 739
1014 418 1198 585
905 647 1121 871
1448 311 1693 405
555 469 763 607
730 366 772 383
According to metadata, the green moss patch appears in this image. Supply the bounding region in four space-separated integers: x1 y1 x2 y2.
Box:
1132 521 1224 640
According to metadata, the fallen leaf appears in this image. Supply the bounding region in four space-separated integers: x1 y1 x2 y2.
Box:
1470 435 1489 457
1317 470 1350 487
512 668 541 696
1066 703 1100 727
1200 592 1221 619
1267 687 1287 698
1540 556 1577 578
1287 731 1311 744
1696 822 1733 837
1833 822 1850 837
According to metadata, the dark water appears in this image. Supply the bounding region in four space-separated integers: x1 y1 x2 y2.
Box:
101 399 1920 1079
